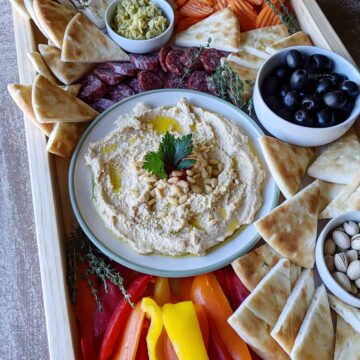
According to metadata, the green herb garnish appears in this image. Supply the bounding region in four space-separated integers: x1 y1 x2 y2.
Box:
142 132 196 178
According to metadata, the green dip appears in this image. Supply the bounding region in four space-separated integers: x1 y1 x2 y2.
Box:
112 0 169 40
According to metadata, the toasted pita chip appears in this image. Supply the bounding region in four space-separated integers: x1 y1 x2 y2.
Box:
241 259 291 326
271 269 315 354
259 135 315 199
307 129 360 184
319 180 346 211
335 314 360 360
320 173 360 219
10 0 30 19
79 0 112 28
265 31 312 55
38 44 94 85
239 25 288 59
227 51 264 70
33 0 76 49
291 285 334 360
232 244 282 291
27 52 58 84
62 13 129 63
328 294 360 332
62 84 82 96
228 306 289 360
32 74 98 123
290 263 301 290
174 8 241 52
255 181 320 268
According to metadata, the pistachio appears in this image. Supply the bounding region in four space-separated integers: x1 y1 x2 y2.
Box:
333 272 352 292
351 235 360 250
350 283 358 294
355 278 360 289
345 249 358 263
324 238 336 255
347 260 360 280
325 255 335 273
334 253 348 273
344 221 359 236
333 230 351 250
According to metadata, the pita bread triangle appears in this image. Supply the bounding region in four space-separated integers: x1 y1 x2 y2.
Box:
254 180 320 268
227 51 265 70
174 8 241 52
291 285 334 360
241 258 291 326
271 269 315 355
319 180 345 211
33 0 76 49
32 74 98 123
27 51 58 84
320 173 360 219
265 31 312 55
38 44 94 85
259 135 315 199
307 129 360 184
61 13 129 63
289 262 301 289
335 314 360 360
10 0 30 19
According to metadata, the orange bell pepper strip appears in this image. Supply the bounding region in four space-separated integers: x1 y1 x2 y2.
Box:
168 277 193 302
111 302 145 360
163 332 178 360
191 273 251 360
194 304 209 349
154 278 172 306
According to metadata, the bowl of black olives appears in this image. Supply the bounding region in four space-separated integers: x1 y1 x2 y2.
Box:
253 46 360 146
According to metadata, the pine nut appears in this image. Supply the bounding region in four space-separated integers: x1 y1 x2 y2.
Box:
168 176 179 184
167 196 178 206
201 169 209 179
205 185 212 193
211 178 218 188
155 188 163 199
150 189 156 197
204 179 212 185
156 180 166 190
179 195 188 204
193 173 201 179
218 163 224 172
171 184 182 196
178 180 189 188
186 170 194 176
147 199 156 206
206 165 212 174
199 145 208 152
209 159 219 165
191 185 202 194
212 170 219 177
144 175 157 183
171 170 182 177
187 176 196 184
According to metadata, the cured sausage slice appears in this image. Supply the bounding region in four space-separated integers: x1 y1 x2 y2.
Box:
200 49 224 72
164 72 184 89
127 78 142 93
130 54 159 71
159 46 171 72
138 70 164 91
93 66 126 85
165 50 185 76
187 71 210 93
180 47 202 71
105 84 135 102
108 62 138 76
79 74 106 101
91 98 116 113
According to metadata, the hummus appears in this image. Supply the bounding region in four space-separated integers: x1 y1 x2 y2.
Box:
85 98 265 256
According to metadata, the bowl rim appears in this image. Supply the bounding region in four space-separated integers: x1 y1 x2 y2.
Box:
255 45 360 132
105 0 175 43
315 211 360 306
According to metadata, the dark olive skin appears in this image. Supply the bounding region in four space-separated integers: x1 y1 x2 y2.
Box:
279 83 291 97
309 54 333 71
262 76 280 96
274 66 290 80
301 95 322 111
316 109 336 127
283 90 302 109
341 99 355 118
265 95 282 112
315 78 334 95
330 73 348 85
285 49 304 69
276 108 293 122
339 80 359 98
294 110 315 127
290 69 309 90
323 91 347 109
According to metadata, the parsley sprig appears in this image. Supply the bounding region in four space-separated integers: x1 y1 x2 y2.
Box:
142 132 196 178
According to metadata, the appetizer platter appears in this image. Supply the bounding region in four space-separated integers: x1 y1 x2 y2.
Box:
8 0 360 359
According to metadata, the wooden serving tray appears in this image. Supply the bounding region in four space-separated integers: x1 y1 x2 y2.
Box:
10 1 356 359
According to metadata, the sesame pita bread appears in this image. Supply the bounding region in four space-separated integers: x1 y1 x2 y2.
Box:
10 0 30 19
254 181 320 269
328 293 360 332
239 24 288 59
334 314 360 360
33 0 76 49
271 269 315 355
32 74 98 123
259 135 315 199
320 173 360 219
291 285 334 360
174 8 241 52
265 31 312 55
61 13 129 63
38 44 94 85
307 129 360 184
27 51 58 84
319 180 346 211
227 51 265 70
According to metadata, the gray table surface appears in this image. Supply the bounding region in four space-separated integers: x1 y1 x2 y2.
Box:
0 1 359 359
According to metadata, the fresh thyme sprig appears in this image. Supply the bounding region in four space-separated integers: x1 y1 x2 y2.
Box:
69 0 90 9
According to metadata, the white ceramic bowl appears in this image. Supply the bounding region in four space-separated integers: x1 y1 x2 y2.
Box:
105 0 174 54
253 46 360 147
316 211 360 308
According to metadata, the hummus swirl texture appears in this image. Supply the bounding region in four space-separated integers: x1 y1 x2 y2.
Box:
85 98 265 256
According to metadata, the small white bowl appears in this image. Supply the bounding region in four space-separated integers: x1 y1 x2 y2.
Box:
253 46 360 147
316 211 360 308
105 0 174 54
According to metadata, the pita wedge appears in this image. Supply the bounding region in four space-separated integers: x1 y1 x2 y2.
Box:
334 314 360 360
62 13 129 63
174 8 241 52
328 293 360 332
27 52 58 84
38 44 93 85
232 244 282 291
319 180 346 211
255 181 320 268
32 74 98 123
289 263 301 290
228 306 289 360
259 135 315 199
320 173 360 219
227 51 264 70
265 31 312 55
241 259 291 326
239 25 288 59
62 84 82 96
33 0 76 49
291 285 334 360
79 0 112 29
307 129 360 184
271 269 315 355
10 0 30 19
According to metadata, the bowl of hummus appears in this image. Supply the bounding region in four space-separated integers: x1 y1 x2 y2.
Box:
70 90 279 276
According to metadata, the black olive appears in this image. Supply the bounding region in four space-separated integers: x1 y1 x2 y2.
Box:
274 66 290 80
339 80 360 98
316 109 337 127
323 91 348 109
294 110 315 127
315 78 334 95
277 108 293 122
262 76 280 96
330 72 348 85
265 95 282 112
290 69 309 90
279 83 291 97
301 95 322 111
283 90 302 109
309 54 333 71
341 99 355 118
285 49 304 69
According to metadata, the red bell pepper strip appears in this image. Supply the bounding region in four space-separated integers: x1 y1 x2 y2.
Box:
163 332 178 360
136 318 150 360
168 277 193 302
224 266 250 310
99 274 152 360
214 269 231 301
208 323 232 360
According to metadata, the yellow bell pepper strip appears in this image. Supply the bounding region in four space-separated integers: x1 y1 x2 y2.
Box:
154 278 172 306
112 301 145 360
191 273 252 360
141 297 164 360
162 301 209 360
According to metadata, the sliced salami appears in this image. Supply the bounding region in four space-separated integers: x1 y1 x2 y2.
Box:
105 84 135 102
159 46 171 72
91 98 116 113
138 70 164 91
206 76 219 97
79 74 106 102
164 72 184 89
200 49 224 73
93 67 126 85
130 54 159 71
127 78 142 93
180 47 202 71
166 50 185 76
187 71 210 93
108 62 138 76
